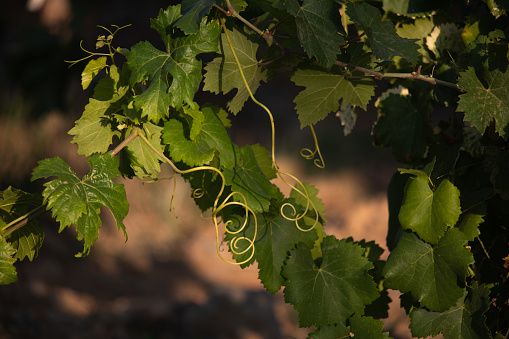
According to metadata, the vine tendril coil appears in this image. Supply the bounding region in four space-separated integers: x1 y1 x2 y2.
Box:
220 17 319 232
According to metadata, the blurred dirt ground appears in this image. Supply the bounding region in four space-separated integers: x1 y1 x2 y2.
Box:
0 112 423 339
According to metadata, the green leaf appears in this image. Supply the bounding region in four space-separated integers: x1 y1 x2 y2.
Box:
383 229 474 312
132 70 171 123
373 94 432 163
81 57 107 90
203 28 268 114
398 168 461 244
457 67 509 138
410 283 491 339
383 0 444 16
127 10 221 115
290 182 326 221
174 0 218 34
250 144 276 180
163 118 215 167
162 106 234 169
285 0 345 68
283 235 379 327
223 145 282 213
0 187 44 261
125 123 164 179
457 213 483 242
182 103 205 141
347 2 419 63
307 323 350 339
0 237 17 285
292 66 374 128
69 65 128 156
349 314 390 338
31 153 129 256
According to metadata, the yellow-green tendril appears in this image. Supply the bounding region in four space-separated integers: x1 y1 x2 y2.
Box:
65 24 131 67
136 127 256 265
300 125 325 168
220 17 318 232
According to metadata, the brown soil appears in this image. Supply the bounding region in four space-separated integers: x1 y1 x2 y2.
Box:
0 112 429 339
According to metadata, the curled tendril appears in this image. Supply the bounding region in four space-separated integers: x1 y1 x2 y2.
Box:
135 128 256 266
192 188 205 199
65 24 131 67
220 17 320 234
300 125 325 169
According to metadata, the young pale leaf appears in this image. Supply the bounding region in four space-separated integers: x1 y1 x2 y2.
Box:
383 229 474 312
410 283 491 339
398 170 461 244
127 8 221 117
69 65 128 156
225 201 317 294
283 235 379 327
373 94 432 163
292 66 374 128
125 123 164 179
31 153 129 256
0 187 44 261
285 0 345 69
174 0 218 34
223 145 283 213
457 67 509 138
81 57 107 90
0 237 17 285
203 28 268 114
347 2 419 63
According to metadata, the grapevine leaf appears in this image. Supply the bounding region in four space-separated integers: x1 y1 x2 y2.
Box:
382 0 444 16
198 106 235 169
0 237 17 285
349 314 390 338
223 145 283 213
0 187 44 261
457 213 483 242
398 168 461 244
307 323 350 339
81 57 107 90
410 283 491 339
347 2 419 63
292 66 374 128
250 144 276 180
69 65 128 156
203 28 268 114
127 9 221 115
226 200 317 294
383 229 474 312
174 0 219 34
149 5 182 50
373 94 432 163
182 103 204 141
125 123 164 179
31 153 129 256
283 235 379 327
162 106 234 169
163 119 215 167
457 67 509 138
284 0 345 69
132 70 171 123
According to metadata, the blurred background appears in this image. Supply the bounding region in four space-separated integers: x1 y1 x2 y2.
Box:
0 1 412 338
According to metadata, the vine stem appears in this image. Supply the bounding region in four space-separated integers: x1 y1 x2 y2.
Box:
111 129 139 156
3 205 47 236
220 2 463 92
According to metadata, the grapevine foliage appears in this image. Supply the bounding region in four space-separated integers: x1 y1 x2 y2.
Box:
2 0 509 338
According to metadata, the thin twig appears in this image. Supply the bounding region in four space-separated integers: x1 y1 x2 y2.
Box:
217 1 463 91
111 129 138 156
